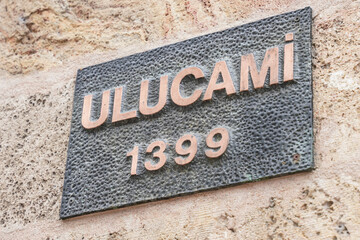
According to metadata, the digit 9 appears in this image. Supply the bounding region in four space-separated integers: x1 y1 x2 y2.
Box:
205 127 229 158
175 134 197 165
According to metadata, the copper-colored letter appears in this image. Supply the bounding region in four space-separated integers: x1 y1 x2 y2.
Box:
174 134 198 165
139 76 168 115
127 145 139 175
145 140 167 171
171 67 204 106
81 90 110 129
112 87 137 123
205 127 229 158
240 47 279 91
203 61 236 101
284 33 294 82
285 32 293 41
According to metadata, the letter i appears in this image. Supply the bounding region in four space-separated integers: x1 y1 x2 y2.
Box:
284 33 294 82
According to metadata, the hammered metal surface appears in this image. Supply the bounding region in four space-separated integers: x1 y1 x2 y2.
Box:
60 7 313 219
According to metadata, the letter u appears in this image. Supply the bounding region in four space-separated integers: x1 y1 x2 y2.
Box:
81 90 110 129
139 76 168 115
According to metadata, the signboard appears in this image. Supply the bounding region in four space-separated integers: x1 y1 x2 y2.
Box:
60 7 313 219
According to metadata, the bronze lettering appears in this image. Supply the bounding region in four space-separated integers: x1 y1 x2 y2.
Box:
285 32 293 41
171 67 204 106
112 87 137 123
284 33 294 82
81 90 110 129
145 140 167 171
240 47 279 91
81 35 295 129
203 61 236 101
127 145 139 175
205 127 229 158
174 134 198 165
139 76 168 115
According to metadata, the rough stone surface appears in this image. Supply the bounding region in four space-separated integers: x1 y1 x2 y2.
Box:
61 7 313 219
0 0 359 239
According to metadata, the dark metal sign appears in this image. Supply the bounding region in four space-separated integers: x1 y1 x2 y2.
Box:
60 7 313 219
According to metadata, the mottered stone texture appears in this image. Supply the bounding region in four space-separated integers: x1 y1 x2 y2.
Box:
1 0 360 239
60 8 313 218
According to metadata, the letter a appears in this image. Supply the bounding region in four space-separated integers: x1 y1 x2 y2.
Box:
203 61 236 101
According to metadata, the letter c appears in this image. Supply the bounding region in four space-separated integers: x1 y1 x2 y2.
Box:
171 67 204 106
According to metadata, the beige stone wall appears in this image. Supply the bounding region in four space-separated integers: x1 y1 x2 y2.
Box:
1 0 359 239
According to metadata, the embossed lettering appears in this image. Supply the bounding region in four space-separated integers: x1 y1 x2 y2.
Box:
284 33 294 82
81 90 110 129
139 76 168 115
240 47 279 91
203 61 236 101
171 67 204 106
112 87 137 123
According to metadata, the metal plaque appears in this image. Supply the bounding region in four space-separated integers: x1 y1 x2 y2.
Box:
61 7 313 219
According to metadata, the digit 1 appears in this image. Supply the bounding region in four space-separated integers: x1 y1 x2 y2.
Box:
127 146 139 175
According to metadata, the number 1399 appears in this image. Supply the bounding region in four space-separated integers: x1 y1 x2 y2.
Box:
127 127 229 175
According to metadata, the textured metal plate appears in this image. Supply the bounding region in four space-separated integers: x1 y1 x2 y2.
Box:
61 7 313 219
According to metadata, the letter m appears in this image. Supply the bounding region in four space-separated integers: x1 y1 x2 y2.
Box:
240 47 279 91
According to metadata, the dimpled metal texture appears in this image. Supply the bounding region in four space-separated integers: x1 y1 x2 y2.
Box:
60 7 313 219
